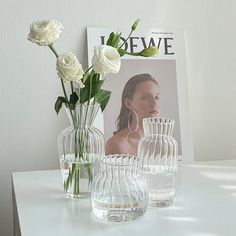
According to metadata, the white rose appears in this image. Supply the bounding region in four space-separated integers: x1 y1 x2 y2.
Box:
92 45 121 75
56 52 84 87
28 19 63 46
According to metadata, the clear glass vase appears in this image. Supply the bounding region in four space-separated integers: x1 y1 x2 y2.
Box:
137 117 178 207
91 154 148 222
58 103 104 199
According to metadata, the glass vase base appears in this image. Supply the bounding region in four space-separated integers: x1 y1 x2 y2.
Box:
148 189 175 208
92 197 147 222
144 169 175 208
148 198 173 208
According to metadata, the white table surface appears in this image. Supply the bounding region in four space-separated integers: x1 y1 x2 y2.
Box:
12 160 236 236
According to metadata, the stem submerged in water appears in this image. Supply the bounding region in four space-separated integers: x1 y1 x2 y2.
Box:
63 104 97 198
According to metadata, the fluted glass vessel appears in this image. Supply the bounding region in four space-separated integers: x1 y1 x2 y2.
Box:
91 154 148 222
137 117 178 207
58 103 104 199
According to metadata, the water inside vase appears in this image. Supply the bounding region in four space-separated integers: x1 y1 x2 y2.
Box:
142 165 176 207
60 154 99 199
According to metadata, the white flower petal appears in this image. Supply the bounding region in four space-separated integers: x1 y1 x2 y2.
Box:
56 52 84 83
92 45 121 75
28 19 63 46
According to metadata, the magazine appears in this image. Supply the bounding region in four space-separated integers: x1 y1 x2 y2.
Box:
87 27 194 162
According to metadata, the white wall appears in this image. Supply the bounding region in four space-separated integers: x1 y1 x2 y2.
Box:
1 0 236 235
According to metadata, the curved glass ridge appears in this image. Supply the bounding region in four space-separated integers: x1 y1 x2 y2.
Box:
137 117 178 207
91 154 148 222
58 103 104 199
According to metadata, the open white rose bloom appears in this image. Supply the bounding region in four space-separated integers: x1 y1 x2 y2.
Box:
28 19 63 46
56 52 84 87
92 45 121 75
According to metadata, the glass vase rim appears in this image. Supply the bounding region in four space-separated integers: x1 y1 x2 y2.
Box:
101 154 138 166
143 117 175 124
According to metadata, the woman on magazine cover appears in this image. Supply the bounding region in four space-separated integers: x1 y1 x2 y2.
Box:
105 73 160 155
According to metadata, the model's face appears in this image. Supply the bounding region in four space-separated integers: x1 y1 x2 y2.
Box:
126 81 160 121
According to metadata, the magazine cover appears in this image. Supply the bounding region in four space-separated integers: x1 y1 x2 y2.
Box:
87 27 194 162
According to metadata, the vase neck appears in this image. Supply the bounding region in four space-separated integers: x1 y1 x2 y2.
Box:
143 117 174 137
65 103 100 128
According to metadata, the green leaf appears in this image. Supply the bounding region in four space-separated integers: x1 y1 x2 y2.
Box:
69 92 79 109
113 33 121 48
82 70 90 83
106 32 115 46
79 72 104 103
106 32 121 48
95 89 111 111
54 96 67 115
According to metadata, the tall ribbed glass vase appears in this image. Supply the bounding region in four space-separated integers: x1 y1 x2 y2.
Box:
58 103 104 199
137 117 178 207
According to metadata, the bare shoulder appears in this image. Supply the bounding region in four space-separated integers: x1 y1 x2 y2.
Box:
105 131 129 155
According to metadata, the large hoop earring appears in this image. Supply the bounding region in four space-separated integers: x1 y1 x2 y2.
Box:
128 110 139 133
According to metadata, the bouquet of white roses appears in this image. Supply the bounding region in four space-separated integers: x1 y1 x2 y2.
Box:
28 19 157 122
27 19 157 198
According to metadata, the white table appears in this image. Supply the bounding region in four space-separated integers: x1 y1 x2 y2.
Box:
12 160 236 236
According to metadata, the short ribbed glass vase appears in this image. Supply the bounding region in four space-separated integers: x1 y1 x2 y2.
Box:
91 154 148 222
58 103 104 199
137 117 178 207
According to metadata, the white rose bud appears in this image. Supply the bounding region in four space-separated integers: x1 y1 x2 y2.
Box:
28 19 63 46
92 45 121 75
56 52 85 87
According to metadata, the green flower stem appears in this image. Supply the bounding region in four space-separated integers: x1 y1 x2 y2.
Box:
83 66 92 76
88 72 93 103
86 163 93 184
48 45 68 102
121 51 142 57
63 109 94 197
48 45 93 197
59 79 77 128
74 166 80 195
70 82 74 93
48 44 77 128
48 44 58 57
59 78 68 100
118 19 139 49
118 29 134 49
70 81 78 130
